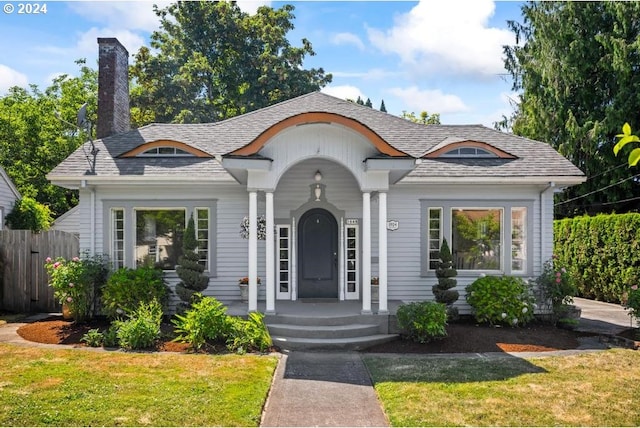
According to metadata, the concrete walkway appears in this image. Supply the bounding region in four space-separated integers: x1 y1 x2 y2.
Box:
0 298 637 427
261 351 388 427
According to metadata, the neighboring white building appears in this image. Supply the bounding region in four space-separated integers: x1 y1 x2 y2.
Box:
47 38 585 315
0 166 21 230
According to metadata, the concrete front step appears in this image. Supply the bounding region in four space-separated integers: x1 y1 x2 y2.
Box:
270 333 399 351
268 323 381 339
265 313 386 327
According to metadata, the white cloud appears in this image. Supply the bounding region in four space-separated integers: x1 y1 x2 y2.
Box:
331 32 365 51
367 0 514 77
237 0 272 15
67 2 165 32
75 28 146 58
388 86 468 114
321 85 366 102
330 68 404 81
0 65 28 94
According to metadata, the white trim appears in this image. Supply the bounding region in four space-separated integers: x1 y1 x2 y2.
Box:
339 217 345 300
265 192 275 313
400 176 586 185
344 222 359 300
361 192 372 314
291 216 297 301
378 191 388 313
248 191 258 312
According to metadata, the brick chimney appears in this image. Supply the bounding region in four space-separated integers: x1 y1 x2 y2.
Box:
97 38 130 139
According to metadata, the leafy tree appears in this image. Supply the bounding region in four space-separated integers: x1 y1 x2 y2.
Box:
5 196 53 232
379 99 387 113
614 123 640 167
401 110 441 125
501 2 640 216
130 1 331 126
175 214 209 310
0 60 96 216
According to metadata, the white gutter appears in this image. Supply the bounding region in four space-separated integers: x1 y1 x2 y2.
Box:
399 176 586 186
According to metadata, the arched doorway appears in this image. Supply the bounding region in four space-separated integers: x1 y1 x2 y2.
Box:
297 208 338 298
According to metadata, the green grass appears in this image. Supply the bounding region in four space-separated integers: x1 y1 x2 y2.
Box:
0 343 277 426
364 349 640 426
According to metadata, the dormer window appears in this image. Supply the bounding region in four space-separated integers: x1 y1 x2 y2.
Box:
440 147 498 158
119 140 213 158
138 147 193 157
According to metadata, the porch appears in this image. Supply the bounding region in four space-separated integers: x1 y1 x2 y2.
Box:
226 300 405 351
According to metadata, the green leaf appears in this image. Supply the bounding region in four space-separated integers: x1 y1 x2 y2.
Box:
613 135 640 156
629 148 640 167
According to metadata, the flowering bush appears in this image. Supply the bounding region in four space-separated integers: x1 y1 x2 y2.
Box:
535 256 577 311
239 215 267 240
45 256 91 322
466 275 536 326
623 284 640 324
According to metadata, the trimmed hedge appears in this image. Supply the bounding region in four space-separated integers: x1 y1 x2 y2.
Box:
554 213 640 303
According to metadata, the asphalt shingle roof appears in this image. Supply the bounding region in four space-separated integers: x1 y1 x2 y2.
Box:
48 91 584 181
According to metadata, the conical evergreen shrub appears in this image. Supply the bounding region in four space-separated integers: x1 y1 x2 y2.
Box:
432 238 459 318
175 214 209 309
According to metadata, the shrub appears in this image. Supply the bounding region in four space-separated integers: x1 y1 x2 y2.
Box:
5 196 53 232
172 295 230 350
623 284 640 326
535 256 577 313
45 256 92 322
432 238 459 319
102 325 119 347
466 275 535 326
226 312 272 354
113 299 163 350
396 301 448 343
81 328 104 347
175 215 209 309
101 266 169 319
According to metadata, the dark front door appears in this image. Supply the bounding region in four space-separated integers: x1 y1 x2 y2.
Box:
298 208 338 298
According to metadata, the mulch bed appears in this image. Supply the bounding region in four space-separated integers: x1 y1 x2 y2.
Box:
15 316 599 354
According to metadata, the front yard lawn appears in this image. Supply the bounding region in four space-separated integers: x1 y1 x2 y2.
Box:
0 343 277 426
364 349 640 426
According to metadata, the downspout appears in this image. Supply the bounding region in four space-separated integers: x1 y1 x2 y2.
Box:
539 181 555 271
81 180 96 256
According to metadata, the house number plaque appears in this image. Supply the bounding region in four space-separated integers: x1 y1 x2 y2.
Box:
387 220 399 231
346 219 358 225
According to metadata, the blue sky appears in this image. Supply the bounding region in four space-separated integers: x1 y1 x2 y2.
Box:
0 0 524 126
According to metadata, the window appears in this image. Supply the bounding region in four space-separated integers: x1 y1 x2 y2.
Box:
135 209 186 269
195 208 209 268
277 225 291 298
345 224 359 295
511 208 526 272
138 147 192 157
427 208 442 269
112 208 124 269
440 147 497 158
106 200 216 274
422 201 530 275
452 209 502 270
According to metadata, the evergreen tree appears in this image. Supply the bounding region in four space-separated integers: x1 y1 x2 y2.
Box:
356 96 364 105
175 214 209 309
380 99 387 113
365 98 372 108
432 239 459 318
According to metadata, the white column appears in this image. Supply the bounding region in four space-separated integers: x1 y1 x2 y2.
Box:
362 192 372 314
378 192 388 313
248 191 258 313
265 192 275 314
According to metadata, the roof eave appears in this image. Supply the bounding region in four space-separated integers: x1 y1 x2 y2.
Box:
399 175 587 186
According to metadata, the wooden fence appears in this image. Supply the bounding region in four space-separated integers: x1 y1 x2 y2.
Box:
0 230 79 313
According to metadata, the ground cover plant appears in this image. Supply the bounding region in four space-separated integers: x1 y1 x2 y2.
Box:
364 349 640 427
0 343 277 426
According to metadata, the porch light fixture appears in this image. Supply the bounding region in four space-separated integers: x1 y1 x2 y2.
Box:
314 170 322 201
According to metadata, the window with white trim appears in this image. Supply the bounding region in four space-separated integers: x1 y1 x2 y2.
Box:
427 208 442 270
422 201 530 275
195 208 209 268
138 147 193 157
345 223 359 295
112 208 124 269
276 225 291 298
106 200 215 273
440 147 497 158
511 208 527 272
